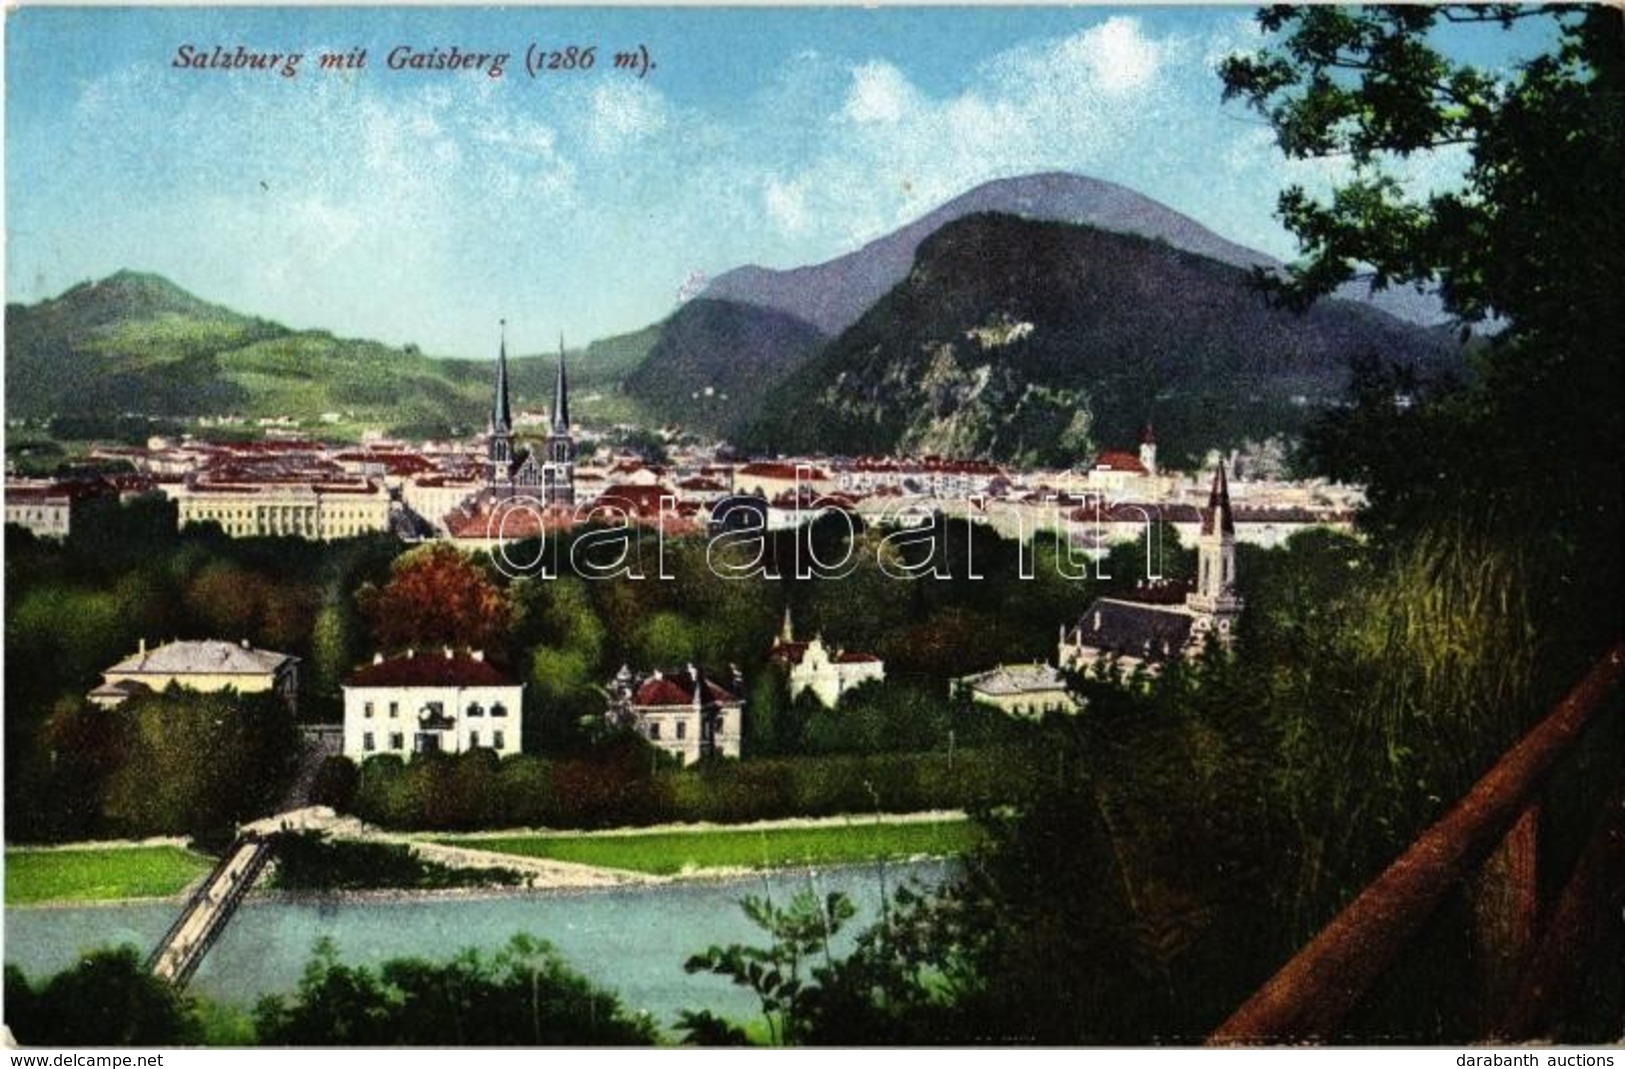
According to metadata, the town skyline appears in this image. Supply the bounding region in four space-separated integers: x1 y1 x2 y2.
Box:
5 6 1552 357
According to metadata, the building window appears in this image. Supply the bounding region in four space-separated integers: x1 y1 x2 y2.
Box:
648 722 661 740
676 721 687 740
389 702 399 718
493 730 505 750
363 732 375 752
363 701 374 718
389 732 404 750
470 730 481 748
467 702 484 717
491 702 508 718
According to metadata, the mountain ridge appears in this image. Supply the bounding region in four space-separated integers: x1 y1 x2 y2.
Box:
742 212 1461 465
702 171 1444 335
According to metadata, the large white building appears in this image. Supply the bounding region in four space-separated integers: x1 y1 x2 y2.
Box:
342 649 523 761
169 480 391 540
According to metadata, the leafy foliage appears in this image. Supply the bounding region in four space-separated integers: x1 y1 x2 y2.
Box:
355 543 512 652
1222 4 1623 667
102 689 297 839
267 831 525 892
6 948 201 1046
252 935 657 1046
685 887 858 1044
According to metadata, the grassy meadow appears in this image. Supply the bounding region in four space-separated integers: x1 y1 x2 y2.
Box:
439 818 980 876
5 846 213 905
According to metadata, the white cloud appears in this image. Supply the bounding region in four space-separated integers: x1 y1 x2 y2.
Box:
843 61 915 124
764 176 812 235
1070 15 1167 94
747 16 1186 255
585 81 669 153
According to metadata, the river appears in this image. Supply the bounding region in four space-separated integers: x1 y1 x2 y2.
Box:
5 860 955 1032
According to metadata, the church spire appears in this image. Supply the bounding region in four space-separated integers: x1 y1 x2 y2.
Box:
492 319 513 435
1186 460 1242 634
551 334 570 435
542 332 576 508
1202 459 1235 537
487 319 515 490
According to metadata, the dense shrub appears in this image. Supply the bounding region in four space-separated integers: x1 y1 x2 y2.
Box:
5 949 200 1046
268 832 524 892
346 746 1028 831
254 935 657 1045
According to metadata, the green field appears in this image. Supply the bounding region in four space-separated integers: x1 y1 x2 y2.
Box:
5 846 214 905
439 820 980 876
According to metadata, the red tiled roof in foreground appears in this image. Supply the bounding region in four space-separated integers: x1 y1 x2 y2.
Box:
346 650 518 688
632 669 741 708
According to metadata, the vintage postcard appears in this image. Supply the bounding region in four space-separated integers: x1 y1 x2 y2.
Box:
3 3 1621 1053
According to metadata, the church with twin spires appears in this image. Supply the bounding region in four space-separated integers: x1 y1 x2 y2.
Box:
485 320 574 508
1058 462 1244 674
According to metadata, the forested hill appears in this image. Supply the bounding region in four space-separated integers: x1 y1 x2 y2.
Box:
4 271 648 436
620 298 827 438
742 213 1463 466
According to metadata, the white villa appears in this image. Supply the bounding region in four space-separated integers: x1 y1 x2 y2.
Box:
954 662 1079 718
768 610 885 708
342 649 523 761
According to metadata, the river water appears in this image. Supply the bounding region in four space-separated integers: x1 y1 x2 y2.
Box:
5 860 955 1032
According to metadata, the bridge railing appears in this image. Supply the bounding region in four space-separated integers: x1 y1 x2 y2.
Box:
146 832 275 988
1207 640 1625 1044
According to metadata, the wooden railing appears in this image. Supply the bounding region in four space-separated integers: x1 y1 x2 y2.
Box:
1208 640 1625 1044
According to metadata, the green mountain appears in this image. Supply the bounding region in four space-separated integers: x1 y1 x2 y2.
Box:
621 298 827 438
743 214 1462 466
4 271 651 438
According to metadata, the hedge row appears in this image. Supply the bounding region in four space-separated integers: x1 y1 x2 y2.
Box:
332 742 1027 831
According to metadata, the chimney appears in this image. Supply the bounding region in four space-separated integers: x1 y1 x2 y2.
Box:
241 638 251 649
138 637 147 657
406 648 416 659
373 652 384 665
445 647 454 660
472 650 485 662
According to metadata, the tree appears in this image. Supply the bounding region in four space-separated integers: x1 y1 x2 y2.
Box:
1219 6 1621 330
1219 6 1623 664
254 935 656 1045
684 887 858 1045
355 543 512 653
104 690 296 838
7 948 201 1046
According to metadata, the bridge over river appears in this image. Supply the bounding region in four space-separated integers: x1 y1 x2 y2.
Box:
143 806 652 989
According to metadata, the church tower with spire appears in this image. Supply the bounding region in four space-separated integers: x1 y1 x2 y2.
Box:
541 335 575 507
487 319 515 490
1185 461 1243 641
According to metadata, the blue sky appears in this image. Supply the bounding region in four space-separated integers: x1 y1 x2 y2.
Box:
5 6 1552 359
